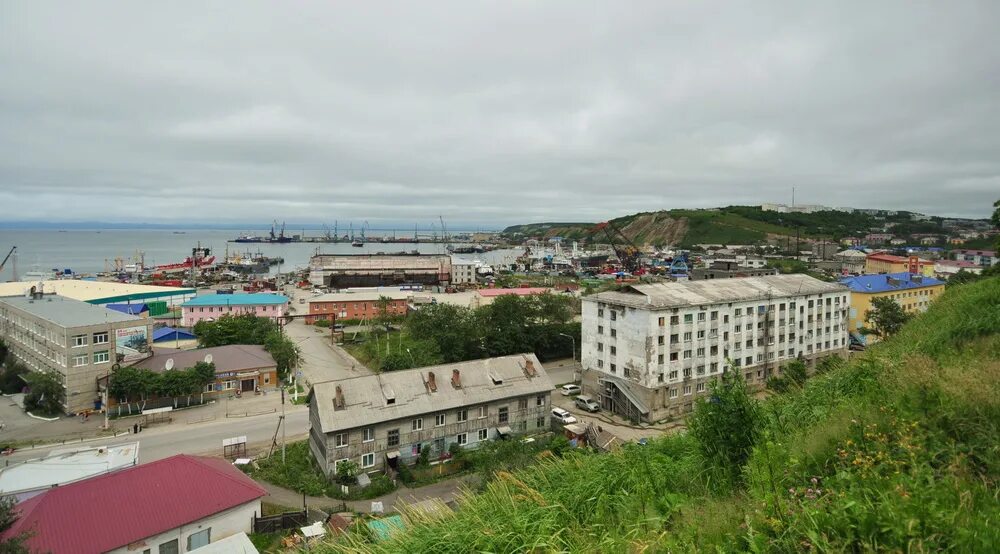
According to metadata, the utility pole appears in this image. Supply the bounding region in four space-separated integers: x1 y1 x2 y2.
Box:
281 386 286 464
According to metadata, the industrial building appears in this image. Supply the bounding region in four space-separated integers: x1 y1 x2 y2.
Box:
306 291 410 324
308 354 553 475
839 272 944 345
0 280 195 309
581 275 850 422
0 291 151 414
308 254 452 289
689 261 778 280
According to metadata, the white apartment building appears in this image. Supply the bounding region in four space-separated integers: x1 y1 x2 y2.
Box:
581 275 850 422
450 258 477 285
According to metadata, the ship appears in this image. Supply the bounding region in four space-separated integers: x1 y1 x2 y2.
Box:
231 221 295 243
219 250 284 274
155 245 215 273
351 238 364 247
233 233 264 243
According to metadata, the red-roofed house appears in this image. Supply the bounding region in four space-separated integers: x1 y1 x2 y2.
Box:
864 253 933 276
2 454 266 554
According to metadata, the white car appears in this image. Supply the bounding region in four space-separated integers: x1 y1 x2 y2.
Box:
551 407 577 424
560 384 582 396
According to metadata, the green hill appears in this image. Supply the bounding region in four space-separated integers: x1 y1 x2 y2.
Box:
318 277 1000 552
502 206 976 248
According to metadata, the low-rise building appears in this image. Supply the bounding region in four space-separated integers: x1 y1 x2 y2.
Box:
951 249 998 267
308 254 452 288
1 454 266 554
864 233 894 245
581 275 850 422
0 291 151 414
308 354 553 475
0 442 139 502
839 272 945 344
306 291 410 324
690 261 778 280
180 293 288 327
451 258 477 285
129 344 279 395
933 260 982 278
864 253 934 276
0 280 196 308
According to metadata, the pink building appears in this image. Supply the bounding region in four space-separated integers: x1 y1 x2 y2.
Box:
180 293 288 327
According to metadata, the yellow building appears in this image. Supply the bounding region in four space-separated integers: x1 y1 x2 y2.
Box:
864 254 934 277
840 272 945 343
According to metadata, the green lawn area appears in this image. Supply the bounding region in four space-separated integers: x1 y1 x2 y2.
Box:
242 440 395 500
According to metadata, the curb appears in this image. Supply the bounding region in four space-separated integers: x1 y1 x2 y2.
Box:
10 429 133 451
26 412 60 422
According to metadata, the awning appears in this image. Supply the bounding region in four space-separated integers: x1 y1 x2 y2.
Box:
496 426 512 436
385 450 400 459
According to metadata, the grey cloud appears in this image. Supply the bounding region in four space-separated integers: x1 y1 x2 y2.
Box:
1 1 998 227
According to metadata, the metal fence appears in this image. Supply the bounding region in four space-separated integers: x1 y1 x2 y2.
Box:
252 509 308 534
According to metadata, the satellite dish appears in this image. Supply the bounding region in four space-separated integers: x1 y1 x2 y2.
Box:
204 354 213 364
165 358 175 371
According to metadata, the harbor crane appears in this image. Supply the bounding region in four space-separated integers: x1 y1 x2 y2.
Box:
0 246 15 281
591 221 642 274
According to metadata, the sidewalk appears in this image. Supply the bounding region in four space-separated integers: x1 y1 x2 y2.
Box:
260 473 480 513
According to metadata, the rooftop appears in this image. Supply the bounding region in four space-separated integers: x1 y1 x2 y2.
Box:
310 253 451 271
478 287 551 297
588 274 847 309
0 442 139 500
0 280 195 304
189 532 258 553
181 293 288 307
311 354 553 434
311 291 412 303
2 454 266 554
866 253 930 264
840 272 945 294
132 344 276 373
0 294 142 328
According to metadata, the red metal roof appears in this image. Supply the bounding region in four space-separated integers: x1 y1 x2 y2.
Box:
478 287 551 297
3 454 265 554
866 253 930 265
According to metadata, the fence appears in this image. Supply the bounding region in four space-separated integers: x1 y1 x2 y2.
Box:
109 395 211 418
252 509 308 534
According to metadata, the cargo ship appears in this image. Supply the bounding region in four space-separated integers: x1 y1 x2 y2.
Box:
154 246 215 273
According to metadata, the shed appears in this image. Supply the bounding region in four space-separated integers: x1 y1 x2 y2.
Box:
152 326 198 343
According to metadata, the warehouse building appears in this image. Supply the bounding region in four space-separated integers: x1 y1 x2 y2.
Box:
308 254 452 289
581 275 850 422
0 280 195 310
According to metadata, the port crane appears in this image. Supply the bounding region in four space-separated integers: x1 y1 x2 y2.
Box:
591 221 642 274
0 246 15 281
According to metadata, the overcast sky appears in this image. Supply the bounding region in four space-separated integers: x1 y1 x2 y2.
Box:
1 2 997 227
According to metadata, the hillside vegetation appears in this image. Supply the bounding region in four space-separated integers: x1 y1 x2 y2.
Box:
318 277 1000 552
503 206 976 247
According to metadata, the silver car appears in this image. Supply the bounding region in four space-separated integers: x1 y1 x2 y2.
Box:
574 395 600 413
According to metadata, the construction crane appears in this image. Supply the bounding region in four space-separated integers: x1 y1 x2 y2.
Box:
0 246 15 281
591 222 641 274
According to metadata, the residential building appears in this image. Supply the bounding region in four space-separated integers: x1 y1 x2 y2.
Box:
308 254 452 288
180 293 288 327
581 275 850 422
864 253 934 276
690 261 778 280
760 203 830 214
0 442 139 502
889 238 907 246
864 233 894 245
0 291 151 414
451 257 477 285
306 291 409 324
308 354 553 475
933 260 982 278
129 344 279 395
951 249 998 267
0 454 265 554
839 272 945 344
834 249 868 274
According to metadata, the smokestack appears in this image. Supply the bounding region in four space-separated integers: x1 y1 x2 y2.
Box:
427 371 437 392
523 357 536 377
334 385 345 409
451 369 461 389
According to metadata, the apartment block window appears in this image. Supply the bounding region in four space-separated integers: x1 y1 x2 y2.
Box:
536 417 546 428
610 310 617 321
746 339 753 348
710 362 718 372
735 324 742 333
788 348 795 356
477 406 488 419
387 429 400 447
669 352 678 361
724 314 729 323
696 365 705 375
684 314 693 323
658 354 664 364
808 300 814 308
710 311 718 320
696 383 706 393
697 330 705 339
72 335 87 348
92 332 109 345
93 351 110 365
684 332 692 341
518 398 528 410
670 333 678 343
610 346 616 355
683 385 692 395
683 368 692 378
610 363 617 373
597 325 604 335
658 316 665 327
669 370 678 379
623 367 630 378
658 373 664 383
710 346 718 355
598 308 604 317
735 308 742 316
335 432 349 448
412 418 423 431
73 354 88 367
670 315 679 325
457 433 468 445
597 343 604 352
597 359 604 368
610 329 617 338
363 427 374 442
757 354 764 362
362 453 375 468
669 388 678 399
683 350 692 359
745 356 752 365
657 336 664 345
696 347 705 356
697 312 706 322
456 409 468 423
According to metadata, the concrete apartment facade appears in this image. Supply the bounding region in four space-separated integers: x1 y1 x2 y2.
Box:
309 354 553 476
180 293 288 327
0 293 150 414
451 258 477 285
305 291 410 324
581 275 850 422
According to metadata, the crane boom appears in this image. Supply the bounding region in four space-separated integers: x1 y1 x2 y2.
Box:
0 246 15 274
591 222 641 273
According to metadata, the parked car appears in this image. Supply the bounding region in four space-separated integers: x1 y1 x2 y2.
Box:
560 384 582 396
551 407 577 424
574 395 600 413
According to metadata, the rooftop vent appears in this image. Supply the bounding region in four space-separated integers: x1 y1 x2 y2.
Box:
334 385 345 409
381 381 396 405
522 357 537 377
426 371 437 392
451 369 462 389
488 370 503 386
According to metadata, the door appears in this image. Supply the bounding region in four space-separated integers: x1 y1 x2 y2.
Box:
241 378 255 392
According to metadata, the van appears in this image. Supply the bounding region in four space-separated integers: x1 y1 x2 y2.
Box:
574 395 600 413
560 384 581 396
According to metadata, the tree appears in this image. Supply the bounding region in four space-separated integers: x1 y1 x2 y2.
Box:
194 314 298 381
0 354 27 395
992 198 1000 251
23 371 64 416
264 332 299 381
0 496 29 553
862 296 912 340
335 460 358 485
687 369 762 484
374 295 393 331
766 359 808 393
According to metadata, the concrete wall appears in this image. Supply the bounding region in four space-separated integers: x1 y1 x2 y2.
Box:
111 500 260 553
306 298 408 324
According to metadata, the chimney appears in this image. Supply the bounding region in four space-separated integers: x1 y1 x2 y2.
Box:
334 385 345 409
451 369 461 389
427 371 437 392
523 357 537 377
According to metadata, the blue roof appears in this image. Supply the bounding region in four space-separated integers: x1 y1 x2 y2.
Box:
840 272 943 294
106 303 149 315
181 293 287 307
152 327 197 342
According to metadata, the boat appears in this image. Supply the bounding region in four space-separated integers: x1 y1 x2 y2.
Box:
351 238 364 247
155 245 215 273
233 233 264 243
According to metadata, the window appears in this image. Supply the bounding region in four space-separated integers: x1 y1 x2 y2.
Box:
610 363 617 373
457 433 468 445
669 370 678 379
697 312 706 322
92 332 109 345
187 529 210 551
658 354 664 363
456 409 468 422
435 413 446 427
477 406 487 419
72 334 87 348
683 332 692 341
670 333 678 343
697 330 705 339
683 385 692 395
735 308 742 316
696 383 705 393
610 346 616 355
93 351 110 364
696 347 705 356
498 407 509 423
478 428 489 441
597 343 604 352
362 452 375 468
598 308 604 317
158 539 179 554
670 352 678 361
610 328 617 338
683 368 692 378
657 336 664 345
670 315 679 325
597 325 603 335
387 429 399 447
335 432 348 448
536 394 546 406
597 359 604 368
72 354 88 367
412 418 423 431
610 310 617 321
669 388 678 398
518 398 528 410
684 314 693 323
658 373 664 383
363 427 374 442
710 311 718 320
683 350 691 359
658 316 665 327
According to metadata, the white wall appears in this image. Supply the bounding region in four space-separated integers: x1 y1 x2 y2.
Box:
111 500 260 554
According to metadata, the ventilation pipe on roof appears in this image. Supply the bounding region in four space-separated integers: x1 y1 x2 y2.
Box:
427 371 437 392
334 385 345 409
523 357 537 377
451 369 462 389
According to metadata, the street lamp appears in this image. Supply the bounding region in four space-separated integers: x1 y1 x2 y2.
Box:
558 333 576 362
